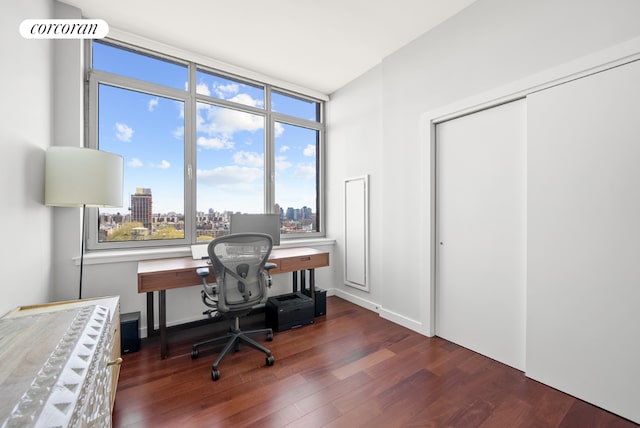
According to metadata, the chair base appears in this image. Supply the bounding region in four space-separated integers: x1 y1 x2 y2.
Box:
191 317 274 381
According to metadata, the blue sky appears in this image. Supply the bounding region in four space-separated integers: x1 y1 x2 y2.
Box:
94 41 318 215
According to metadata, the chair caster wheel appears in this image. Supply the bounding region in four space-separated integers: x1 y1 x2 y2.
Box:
266 332 273 341
266 355 275 366
212 368 220 381
191 348 199 359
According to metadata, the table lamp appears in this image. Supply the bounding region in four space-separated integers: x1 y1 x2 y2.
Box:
45 146 123 299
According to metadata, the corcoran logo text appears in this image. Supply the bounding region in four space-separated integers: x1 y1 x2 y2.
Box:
20 19 109 39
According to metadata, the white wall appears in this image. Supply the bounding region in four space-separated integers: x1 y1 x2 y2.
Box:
49 0 87 302
326 66 383 311
327 0 640 332
0 0 54 316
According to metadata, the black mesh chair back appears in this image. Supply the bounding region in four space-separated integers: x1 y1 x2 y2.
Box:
209 233 272 313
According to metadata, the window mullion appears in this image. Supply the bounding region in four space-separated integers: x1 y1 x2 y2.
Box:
271 111 324 132
91 69 187 102
265 86 274 213
195 93 266 117
185 62 198 244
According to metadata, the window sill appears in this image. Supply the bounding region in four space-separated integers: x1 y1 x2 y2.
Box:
75 237 336 265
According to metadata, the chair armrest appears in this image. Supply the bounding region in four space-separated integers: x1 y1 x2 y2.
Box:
196 267 210 277
263 262 276 288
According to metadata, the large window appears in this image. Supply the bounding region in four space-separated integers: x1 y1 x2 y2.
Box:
87 40 324 249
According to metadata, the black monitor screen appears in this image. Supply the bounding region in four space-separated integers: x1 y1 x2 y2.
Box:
230 213 281 246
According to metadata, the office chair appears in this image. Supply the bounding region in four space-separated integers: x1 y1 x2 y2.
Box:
191 233 276 381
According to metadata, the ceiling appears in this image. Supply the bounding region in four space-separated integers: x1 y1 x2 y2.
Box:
59 0 477 95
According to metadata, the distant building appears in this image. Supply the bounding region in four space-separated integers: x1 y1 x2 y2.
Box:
131 187 152 230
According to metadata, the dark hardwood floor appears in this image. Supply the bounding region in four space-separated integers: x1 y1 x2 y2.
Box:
113 297 637 427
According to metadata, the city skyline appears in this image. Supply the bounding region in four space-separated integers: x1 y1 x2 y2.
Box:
103 187 315 218
99 189 316 242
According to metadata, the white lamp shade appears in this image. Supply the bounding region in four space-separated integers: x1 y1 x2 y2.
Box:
45 147 123 207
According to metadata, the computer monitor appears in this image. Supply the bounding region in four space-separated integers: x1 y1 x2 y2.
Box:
230 213 281 246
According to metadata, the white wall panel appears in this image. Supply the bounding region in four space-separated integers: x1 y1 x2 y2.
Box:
344 175 369 290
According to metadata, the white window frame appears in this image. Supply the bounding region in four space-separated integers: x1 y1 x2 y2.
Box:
85 38 325 250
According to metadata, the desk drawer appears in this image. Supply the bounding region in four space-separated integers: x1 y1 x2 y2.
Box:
279 253 329 272
138 270 202 293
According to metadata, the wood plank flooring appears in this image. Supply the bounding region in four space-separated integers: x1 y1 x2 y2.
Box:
112 297 637 427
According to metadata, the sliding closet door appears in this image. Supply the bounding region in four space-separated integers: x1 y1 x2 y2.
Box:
527 60 640 423
435 99 526 370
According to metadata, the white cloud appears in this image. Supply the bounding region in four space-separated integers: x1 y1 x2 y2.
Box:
152 160 171 169
197 165 262 189
115 122 133 142
148 97 159 112
197 104 264 139
173 126 184 139
303 144 316 157
274 122 285 137
294 163 316 179
233 151 263 167
279 145 290 152
197 79 264 109
213 83 239 99
275 155 292 171
197 136 234 150
229 93 263 108
176 100 185 118
128 158 143 168
196 82 210 96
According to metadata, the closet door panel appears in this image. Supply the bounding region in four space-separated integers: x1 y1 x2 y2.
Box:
527 60 640 424
436 99 526 370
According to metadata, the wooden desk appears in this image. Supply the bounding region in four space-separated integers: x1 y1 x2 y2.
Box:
137 247 329 358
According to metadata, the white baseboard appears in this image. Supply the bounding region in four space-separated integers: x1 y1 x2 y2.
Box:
332 288 380 312
140 288 428 339
378 307 426 336
332 288 428 336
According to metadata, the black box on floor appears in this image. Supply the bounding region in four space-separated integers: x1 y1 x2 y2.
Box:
121 311 141 354
302 288 327 317
266 292 314 332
